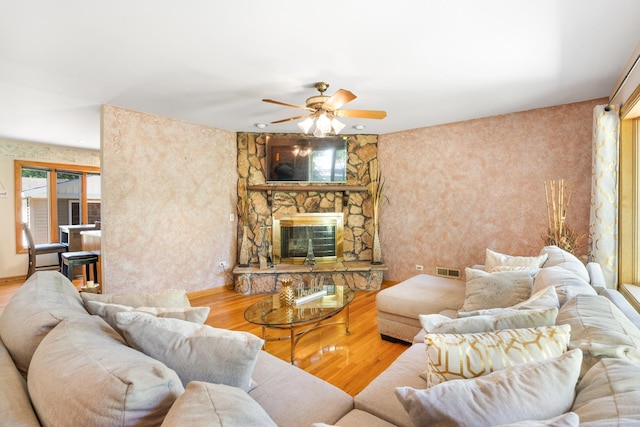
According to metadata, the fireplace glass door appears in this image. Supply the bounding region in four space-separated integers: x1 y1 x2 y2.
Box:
273 213 344 264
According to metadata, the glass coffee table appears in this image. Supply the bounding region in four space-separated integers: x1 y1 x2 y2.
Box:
244 287 355 363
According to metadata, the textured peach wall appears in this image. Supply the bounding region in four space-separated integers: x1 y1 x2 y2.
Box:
101 105 237 293
378 99 604 282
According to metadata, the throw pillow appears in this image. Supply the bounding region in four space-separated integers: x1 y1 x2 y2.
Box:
458 285 559 317
539 246 590 283
497 412 579 427
557 294 640 375
533 266 597 306
85 300 209 335
161 381 277 427
396 349 583 427
420 307 558 334
422 324 571 386
27 316 184 426
115 311 264 391
80 288 191 308
461 268 535 312
485 248 548 272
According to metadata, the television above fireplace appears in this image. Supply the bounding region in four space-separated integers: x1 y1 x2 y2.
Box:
266 135 347 183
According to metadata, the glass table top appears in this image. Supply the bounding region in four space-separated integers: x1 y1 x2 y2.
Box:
244 287 355 327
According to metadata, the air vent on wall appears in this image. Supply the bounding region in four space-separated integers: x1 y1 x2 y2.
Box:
436 267 461 279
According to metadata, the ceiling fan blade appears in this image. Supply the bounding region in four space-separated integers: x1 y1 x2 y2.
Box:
270 113 314 124
263 98 313 111
335 109 387 119
322 89 357 110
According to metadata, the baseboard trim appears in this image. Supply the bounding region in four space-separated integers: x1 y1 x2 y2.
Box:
0 275 26 285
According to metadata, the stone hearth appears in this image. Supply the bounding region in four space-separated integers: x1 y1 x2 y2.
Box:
232 262 387 295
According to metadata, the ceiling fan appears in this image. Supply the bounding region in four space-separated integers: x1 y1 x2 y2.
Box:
262 82 386 136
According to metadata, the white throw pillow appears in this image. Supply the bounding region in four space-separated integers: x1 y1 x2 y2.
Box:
533 266 597 306
81 288 191 308
539 246 590 283
420 307 558 334
397 349 583 427
28 316 184 426
461 268 535 312
85 300 210 334
496 412 579 427
422 324 571 386
485 248 548 272
115 312 264 391
162 381 277 427
458 285 559 317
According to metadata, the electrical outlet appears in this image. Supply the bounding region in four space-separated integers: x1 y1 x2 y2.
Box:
219 261 227 267
415 265 424 271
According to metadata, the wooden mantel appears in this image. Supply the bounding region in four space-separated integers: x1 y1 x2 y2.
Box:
247 184 368 205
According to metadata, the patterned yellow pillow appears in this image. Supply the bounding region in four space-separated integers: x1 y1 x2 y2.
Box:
423 324 571 387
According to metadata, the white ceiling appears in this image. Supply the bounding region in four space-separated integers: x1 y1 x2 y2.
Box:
1 1 639 150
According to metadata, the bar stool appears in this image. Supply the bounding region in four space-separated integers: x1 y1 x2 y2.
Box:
61 251 99 283
22 222 68 278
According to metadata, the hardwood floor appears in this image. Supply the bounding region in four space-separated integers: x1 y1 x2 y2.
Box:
0 278 409 397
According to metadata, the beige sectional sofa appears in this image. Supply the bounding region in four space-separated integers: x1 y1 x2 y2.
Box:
366 246 640 426
0 271 353 427
2 244 640 426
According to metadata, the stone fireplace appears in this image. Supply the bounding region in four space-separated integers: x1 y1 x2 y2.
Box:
233 133 386 294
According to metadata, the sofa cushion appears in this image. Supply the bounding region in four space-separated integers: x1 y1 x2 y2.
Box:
116 311 263 391
423 324 571 386
376 274 466 318
0 271 88 376
485 248 548 272
540 245 590 283
28 315 184 426
461 268 534 312
395 349 582 427
161 381 277 427
571 358 640 425
354 343 428 427
81 288 191 308
533 266 597 306
85 300 209 334
458 285 559 317
250 350 354 427
420 307 557 334
557 293 640 375
0 337 40 427
334 409 398 427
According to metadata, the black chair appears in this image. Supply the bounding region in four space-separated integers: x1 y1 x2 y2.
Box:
61 251 99 283
21 222 68 278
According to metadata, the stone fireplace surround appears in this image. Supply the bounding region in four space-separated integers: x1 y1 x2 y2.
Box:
234 133 386 294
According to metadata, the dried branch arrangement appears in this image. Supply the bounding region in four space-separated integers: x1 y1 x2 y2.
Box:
368 158 389 230
541 179 584 254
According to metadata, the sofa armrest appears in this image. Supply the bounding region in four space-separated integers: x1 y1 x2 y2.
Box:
586 262 607 289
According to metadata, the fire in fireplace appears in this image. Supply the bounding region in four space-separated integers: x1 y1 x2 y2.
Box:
272 213 344 264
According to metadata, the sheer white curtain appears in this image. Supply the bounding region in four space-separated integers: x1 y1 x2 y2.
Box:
589 105 620 287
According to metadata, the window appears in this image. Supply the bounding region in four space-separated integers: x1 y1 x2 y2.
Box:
14 160 100 252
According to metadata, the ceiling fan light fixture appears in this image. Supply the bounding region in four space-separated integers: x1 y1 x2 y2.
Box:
298 117 314 134
313 126 325 138
316 113 332 134
331 118 346 134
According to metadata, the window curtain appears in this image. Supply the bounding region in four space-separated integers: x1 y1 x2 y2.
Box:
589 105 620 288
